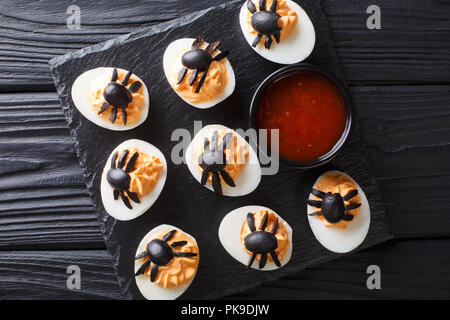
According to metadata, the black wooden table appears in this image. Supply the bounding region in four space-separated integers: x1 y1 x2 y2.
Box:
1 0 449 299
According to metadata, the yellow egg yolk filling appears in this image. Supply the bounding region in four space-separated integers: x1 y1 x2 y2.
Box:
118 147 163 198
88 69 144 125
246 0 298 46
170 43 228 104
140 230 199 289
240 210 289 263
310 172 361 229
194 130 249 185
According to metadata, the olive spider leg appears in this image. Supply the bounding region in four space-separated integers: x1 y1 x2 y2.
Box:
259 211 269 231
188 68 198 86
343 189 358 201
346 203 361 210
135 258 151 276
195 65 209 93
117 149 129 168
211 171 222 195
122 70 132 86
135 251 148 260
247 212 256 232
265 34 273 49
111 68 118 81
173 252 197 257
125 152 138 172
212 49 229 61
150 263 159 282
109 108 117 123
98 101 110 114
177 36 204 84
171 241 187 248
247 0 256 13
162 230 177 242
205 40 221 54
128 81 142 93
260 0 266 11
252 34 262 47
270 0 277 12
247 253 256 270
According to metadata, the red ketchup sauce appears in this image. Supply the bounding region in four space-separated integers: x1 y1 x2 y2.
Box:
257 72 347 163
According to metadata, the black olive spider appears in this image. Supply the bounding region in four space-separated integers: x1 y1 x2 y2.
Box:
106 149 141 209
247 0 282 49
135 230 198 282
244 211 281 269
98 68 142 125
307 188 361 224
177 36 229 93
197 130 236 195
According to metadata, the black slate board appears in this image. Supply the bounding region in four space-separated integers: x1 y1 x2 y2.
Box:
49 0 392 299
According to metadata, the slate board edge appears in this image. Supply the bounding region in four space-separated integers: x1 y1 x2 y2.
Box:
48 0 393 300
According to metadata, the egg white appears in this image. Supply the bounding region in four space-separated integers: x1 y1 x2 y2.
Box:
71 67 150 131
163 38 236 109
100 139 167 221
239 0 316 64
307 170 371 253
185 124 262 196
135 224 199 300
219 205 293 271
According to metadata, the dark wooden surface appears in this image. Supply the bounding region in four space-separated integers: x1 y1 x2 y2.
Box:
0 0 449 299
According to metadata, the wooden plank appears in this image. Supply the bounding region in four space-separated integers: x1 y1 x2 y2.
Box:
230 239 450 299
1 85 449 249
323 0 450 85
352 85 450 238
0 0 449 89
0 250 122 299
1 239 449 299
0 92 105 249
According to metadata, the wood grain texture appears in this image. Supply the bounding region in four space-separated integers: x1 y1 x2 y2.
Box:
0 0 448 89
230 239 450 299
0 250 123 299
323 0 450 84
0 0 449 299
351 85 450 238
1 239 449 300
0 92 105 249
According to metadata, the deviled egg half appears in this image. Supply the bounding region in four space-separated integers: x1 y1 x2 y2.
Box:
135 224 199 300
239 0 316 64
219 205 293 270
100 139 167 221
163 36 235 109
185 124 261 196
71 67 149 130
306 170 371 253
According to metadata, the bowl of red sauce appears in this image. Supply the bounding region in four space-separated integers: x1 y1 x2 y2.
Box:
249 64 352 168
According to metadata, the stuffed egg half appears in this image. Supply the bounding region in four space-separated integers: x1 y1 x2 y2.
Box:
163 37 235 109
219 205 293 271
134 224 199 300
185 124 262 196
100 139 167 221
307 170 371 253
71 67 149 131
239 0 315 64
